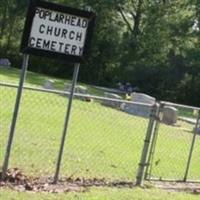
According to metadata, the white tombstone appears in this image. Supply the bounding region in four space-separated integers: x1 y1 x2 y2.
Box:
102 92 122 108
162 106 178 125
131 93 155 104
121 102 153 118
43 79 55 90
121 93 155 118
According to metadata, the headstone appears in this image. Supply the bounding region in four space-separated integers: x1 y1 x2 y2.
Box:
121 93 155 118
120 102 153 118
43 79 55 90
131 93 155 104
102 92 122 108
162 106 178 125
0 58 11 67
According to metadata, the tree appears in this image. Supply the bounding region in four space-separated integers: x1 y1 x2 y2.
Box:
0 0 199 105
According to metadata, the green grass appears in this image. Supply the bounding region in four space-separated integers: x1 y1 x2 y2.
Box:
0 85 148 179
0 66 200 181
149 121 200 180
0 66 148 180
179 108 197 118
0 66 104 96
1 187 200 200
0 66 200 199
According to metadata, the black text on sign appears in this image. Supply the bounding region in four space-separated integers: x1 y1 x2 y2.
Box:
20 0 95 62
29 8 88 56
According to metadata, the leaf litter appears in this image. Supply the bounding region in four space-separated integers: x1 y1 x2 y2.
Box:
0 168 200 195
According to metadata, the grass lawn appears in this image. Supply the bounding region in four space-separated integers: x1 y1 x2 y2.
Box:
0 85 148 180
0 66 149 180
1 187 200 200
148 121 200 181
0 66 200 199
0 66 104 96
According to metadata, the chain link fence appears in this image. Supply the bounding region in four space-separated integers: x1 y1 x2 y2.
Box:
146 102 200 182
1 82 200 183
0 83 150 182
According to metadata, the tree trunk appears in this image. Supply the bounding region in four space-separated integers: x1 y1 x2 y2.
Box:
132 0 143 37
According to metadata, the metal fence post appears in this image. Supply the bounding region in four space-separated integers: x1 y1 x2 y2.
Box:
1 54 29 180
144 103 163 180
136 103 159 186
183 111 200 182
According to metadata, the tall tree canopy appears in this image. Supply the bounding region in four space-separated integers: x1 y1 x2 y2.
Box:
0 0 199 106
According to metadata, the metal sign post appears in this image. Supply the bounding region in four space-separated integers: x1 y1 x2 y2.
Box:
53 63 80 183
1 54 29 180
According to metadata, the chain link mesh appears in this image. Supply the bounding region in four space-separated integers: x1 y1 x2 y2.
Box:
147 104 200 181
0 83 149 182
1 83 200 182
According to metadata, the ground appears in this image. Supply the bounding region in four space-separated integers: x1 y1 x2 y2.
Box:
1 176 200 200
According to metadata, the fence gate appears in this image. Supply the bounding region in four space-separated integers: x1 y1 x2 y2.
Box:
145 102 200 182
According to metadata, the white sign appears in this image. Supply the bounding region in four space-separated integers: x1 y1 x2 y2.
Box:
29 7 89 56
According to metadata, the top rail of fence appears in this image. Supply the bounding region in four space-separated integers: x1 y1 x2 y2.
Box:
0 82 154 107
160 101 200 111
